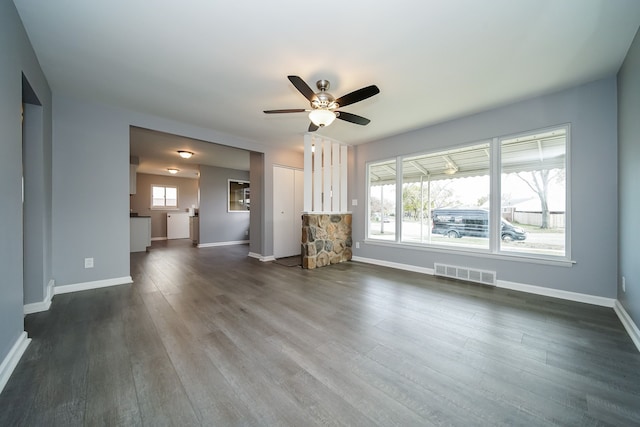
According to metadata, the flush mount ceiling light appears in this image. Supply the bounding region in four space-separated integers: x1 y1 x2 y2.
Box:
177 150 193 159
167 168 179 174
308 109 337 127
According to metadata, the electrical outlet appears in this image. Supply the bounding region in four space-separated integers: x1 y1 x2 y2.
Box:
355 242 360 249
352 199 358 206
245 230 249 236
622 276 626 292
84 257 94 269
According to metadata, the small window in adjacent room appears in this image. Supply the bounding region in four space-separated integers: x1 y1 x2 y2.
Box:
151 185 178 209
228 180 250 212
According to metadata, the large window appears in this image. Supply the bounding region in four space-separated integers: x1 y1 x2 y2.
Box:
400 142 491 250
367 125 569 260
500 127 567 257
368 159 396 241
151 185 178 209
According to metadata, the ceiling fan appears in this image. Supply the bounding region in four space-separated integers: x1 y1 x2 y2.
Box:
264 75 380 132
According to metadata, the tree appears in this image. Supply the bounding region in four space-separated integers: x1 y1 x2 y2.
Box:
516 168 564 229
402 184 422 220
401 180 461 222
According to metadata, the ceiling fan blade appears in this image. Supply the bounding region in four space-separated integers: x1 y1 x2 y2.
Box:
335 85 380 108
308 122 319 132
336 111 371 126
263 108 306 114
288 75 316 102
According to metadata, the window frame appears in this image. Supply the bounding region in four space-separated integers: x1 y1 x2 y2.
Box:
365 124 571 264
150 184 179 210
228 179 250 213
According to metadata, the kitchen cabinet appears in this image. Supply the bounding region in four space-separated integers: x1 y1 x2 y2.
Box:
130 216 151 252
190 216 199 245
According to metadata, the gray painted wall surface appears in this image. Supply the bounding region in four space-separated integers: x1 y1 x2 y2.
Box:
352 78 618 298
249 152 264 256
22 103 49 304
50 94 302 287
52 96 131 285
199 166 250 244
130 173 199 238
618 28 640 326
0 0 52 365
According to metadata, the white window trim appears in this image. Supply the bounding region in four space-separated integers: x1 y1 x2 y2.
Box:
150 184 179 210
365 124 571 263
228 179 250 213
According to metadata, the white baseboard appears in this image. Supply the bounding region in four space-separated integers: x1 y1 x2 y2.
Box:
248 252 274 262
0 331 31 394
352 256 435 275
23 279 55 315
151 237 167 241
197 240 249 248
54 276 133 295
352 256 615 308
614 300 640 352
248 252 276 262
497 279 616 308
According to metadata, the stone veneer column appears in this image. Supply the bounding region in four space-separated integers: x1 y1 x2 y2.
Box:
301 213 352 269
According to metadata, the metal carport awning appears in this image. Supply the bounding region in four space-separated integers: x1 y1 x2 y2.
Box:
369 130 566 185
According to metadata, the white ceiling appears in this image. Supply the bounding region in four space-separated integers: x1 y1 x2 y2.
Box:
14 0 640 159
129 126 250 178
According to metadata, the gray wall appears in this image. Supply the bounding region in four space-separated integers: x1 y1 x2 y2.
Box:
618 28 640 325
0 0 52 365
249 151 264 256
52 96 131 285
50 93 301 290
130 173 199 238
23 101 52 305
199 166 250 244
352 78 618 299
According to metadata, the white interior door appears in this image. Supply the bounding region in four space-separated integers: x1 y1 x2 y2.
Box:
273 166 303 258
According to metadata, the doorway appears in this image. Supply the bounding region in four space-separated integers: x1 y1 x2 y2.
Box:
22 74 49 308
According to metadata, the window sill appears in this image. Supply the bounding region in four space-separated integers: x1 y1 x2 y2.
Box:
363 238 575 268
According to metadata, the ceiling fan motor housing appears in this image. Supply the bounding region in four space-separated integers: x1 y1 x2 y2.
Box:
312 80 337 110
263 75 379 131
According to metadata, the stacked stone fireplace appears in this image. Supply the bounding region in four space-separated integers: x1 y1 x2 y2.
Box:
301 213 352 269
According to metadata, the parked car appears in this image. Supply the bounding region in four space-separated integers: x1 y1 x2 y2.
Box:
431 208 527 241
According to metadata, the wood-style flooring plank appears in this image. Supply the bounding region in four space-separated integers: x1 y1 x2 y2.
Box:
2 240 639 426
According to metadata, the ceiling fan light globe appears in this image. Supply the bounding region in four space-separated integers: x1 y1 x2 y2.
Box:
309 109 336 127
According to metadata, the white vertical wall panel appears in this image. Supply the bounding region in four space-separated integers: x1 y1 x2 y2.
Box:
322 139 331 211
332 142 340 212
303 134 349 213
340 145 348 212
313 136 322 211
304 134 313 212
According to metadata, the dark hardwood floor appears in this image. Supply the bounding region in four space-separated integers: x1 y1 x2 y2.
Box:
2 240 640 426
